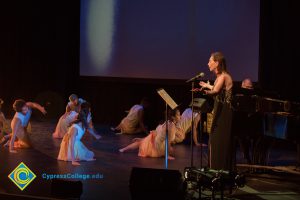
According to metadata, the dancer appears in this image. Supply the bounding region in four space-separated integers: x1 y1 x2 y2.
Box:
0 99 6 135
119 108 180 160
52 110 78 138
0 99 8 142
58 102 96 166
174 98 206 146
199 52 234 170
66 94 86 113
53 94 101 139
7 99 47 153
112 98 149 134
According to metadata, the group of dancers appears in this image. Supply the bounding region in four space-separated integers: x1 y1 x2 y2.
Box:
1 52 235 170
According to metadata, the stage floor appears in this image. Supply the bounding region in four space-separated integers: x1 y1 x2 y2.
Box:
0 120 300 200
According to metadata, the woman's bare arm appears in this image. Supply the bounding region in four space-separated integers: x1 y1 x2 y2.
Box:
205 75 225 96
199 81 213 90
65 104 71 113
26 102 47 115
9 118 22 153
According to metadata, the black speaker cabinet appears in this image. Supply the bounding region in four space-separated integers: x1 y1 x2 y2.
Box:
129 167 185 200
51 179 82 199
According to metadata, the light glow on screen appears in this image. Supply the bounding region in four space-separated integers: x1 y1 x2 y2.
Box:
80 0 116 73
80 0 260 81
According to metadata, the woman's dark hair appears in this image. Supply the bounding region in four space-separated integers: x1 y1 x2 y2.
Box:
159 107 179 125
140 97 150 108
13 99 26 112
167 107 179 121
211 52 227 72
80 101 91 112
73 102 91 128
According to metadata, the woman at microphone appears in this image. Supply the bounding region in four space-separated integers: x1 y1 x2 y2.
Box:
199 52 234 171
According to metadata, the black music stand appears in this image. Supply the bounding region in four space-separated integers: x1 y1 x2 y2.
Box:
157 88 178 169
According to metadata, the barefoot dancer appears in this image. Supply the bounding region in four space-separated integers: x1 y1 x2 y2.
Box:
58 102 96 166
112 98 149 134
53 94 101 139
7 99 47 153
119 108 180 160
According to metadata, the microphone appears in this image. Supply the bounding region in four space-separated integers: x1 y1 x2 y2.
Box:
186 72 205 83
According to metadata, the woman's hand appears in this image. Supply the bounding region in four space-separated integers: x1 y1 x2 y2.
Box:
40 107 47 115
203 90 209 95
191 88 203 92
199 81 208 88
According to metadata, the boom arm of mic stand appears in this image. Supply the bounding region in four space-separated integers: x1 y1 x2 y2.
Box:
186 77 199 83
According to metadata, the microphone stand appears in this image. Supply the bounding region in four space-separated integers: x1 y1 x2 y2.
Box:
165 102 168 169
199 111 204 168
187 79 205 168
186 76 199 83
190 81 195 167
186 74 204 167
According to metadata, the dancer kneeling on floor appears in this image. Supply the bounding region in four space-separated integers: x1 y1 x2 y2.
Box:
57 102 96 166
119 108 180 160
112 97 150 135
174 98 207 146
53 94 101 140
6 99 47 153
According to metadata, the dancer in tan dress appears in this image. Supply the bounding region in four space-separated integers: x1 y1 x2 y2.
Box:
119 108 180 160
112 98 149 134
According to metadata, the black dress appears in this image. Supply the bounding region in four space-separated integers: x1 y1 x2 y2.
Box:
209 87 233 171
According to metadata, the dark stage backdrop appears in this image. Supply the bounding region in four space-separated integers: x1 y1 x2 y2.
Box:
259 0 300 101
80 0 260 81
0 0 299 127
0 1 80 118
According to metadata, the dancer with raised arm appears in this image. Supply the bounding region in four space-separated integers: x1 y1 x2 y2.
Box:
6 99 47 153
